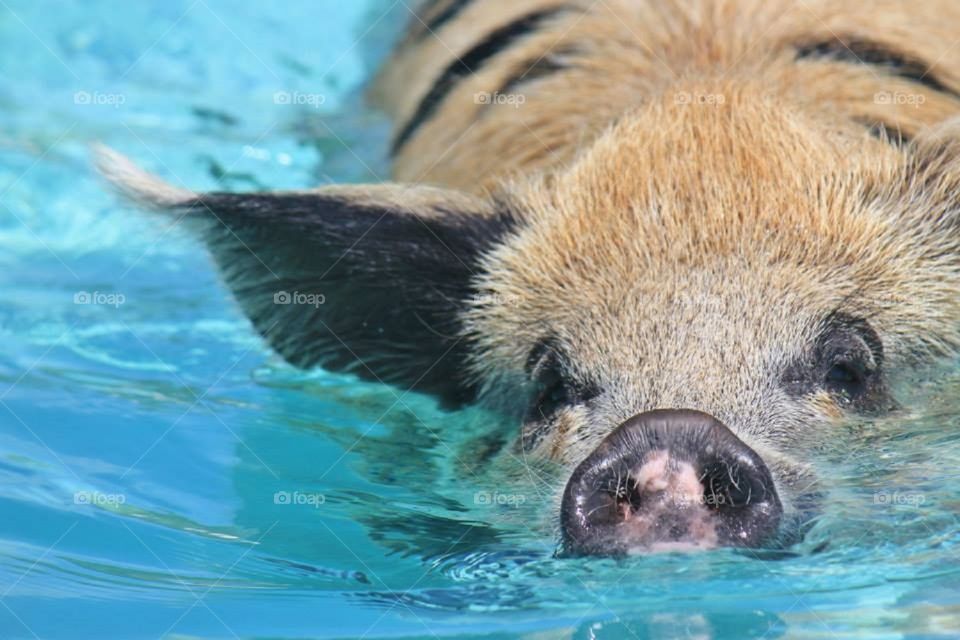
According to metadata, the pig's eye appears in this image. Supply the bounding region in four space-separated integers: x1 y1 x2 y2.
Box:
783 314 890 412
818 316 882 405
824 356 871 398
531 366 571 419
524 340 598 420
528 366 599 420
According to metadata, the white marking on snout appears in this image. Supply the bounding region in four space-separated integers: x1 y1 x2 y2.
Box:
618 450 720 553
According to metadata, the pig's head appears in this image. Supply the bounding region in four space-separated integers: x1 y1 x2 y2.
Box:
466 92 960 555
97 90 960 557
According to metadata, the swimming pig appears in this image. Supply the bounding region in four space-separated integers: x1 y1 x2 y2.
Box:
97 0 960 555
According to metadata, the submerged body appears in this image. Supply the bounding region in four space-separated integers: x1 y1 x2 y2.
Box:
99 0 960 555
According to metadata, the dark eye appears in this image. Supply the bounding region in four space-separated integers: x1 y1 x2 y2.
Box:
818 316 882 403
825 357 869 398
530 365 571 419
783 315 891 412
524 340 599 422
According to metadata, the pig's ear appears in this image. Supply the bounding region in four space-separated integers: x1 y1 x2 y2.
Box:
95 146 515 407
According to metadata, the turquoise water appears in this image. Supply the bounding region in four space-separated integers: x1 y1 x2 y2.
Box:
2 1 960 638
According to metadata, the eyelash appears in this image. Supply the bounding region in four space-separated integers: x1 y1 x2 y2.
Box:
782 316 887 411
526 359 600 421
824 358 870 397
532 368 570 418
818 321 882 402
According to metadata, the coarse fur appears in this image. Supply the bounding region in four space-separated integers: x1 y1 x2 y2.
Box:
97 0 960 549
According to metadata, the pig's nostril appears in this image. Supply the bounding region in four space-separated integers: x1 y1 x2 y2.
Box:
560 409 783 557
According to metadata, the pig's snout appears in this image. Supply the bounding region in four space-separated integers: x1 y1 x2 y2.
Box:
560 409 782 556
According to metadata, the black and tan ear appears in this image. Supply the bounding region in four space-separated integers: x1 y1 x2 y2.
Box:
94 146 515 407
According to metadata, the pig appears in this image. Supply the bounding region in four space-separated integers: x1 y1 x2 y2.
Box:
97 0 960 555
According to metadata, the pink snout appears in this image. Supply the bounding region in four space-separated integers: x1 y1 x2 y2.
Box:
560 410 782 556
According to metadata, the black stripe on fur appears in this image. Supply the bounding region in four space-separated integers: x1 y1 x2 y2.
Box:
392 7 572 155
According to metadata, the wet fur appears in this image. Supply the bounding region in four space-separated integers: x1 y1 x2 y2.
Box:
98 0 960 544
